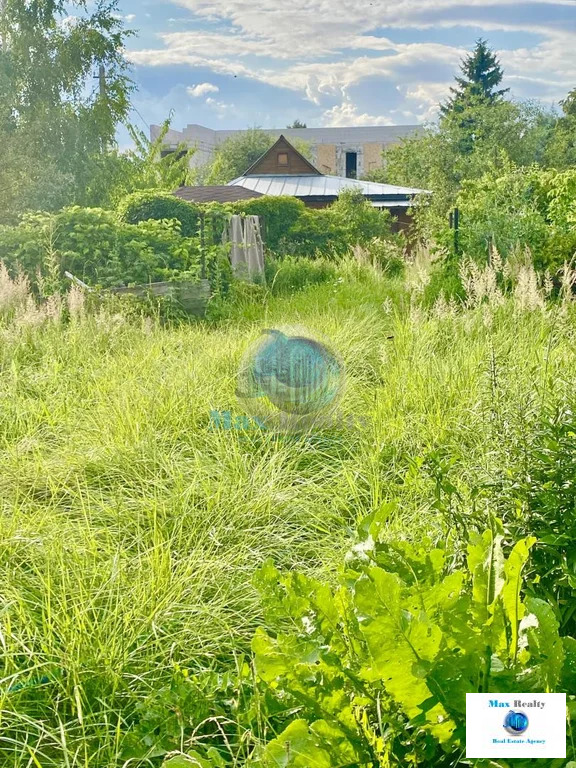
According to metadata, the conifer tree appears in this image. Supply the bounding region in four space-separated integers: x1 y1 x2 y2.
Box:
441 39 509 116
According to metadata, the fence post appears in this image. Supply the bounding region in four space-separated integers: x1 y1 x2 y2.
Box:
200 212 207 279
449 207 460 256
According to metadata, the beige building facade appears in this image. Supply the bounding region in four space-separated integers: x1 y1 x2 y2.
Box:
153 123 423 179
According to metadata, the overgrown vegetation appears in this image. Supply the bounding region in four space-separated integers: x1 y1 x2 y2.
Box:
0 253 575 765
1 19 576 767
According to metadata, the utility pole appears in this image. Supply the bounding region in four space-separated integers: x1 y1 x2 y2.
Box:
0 0 7 52
449 207 460 256
98 64 106 99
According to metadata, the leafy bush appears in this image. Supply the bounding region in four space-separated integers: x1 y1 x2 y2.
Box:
453 166 576 274
233 196 306 253
327 188 395 250
237 191 399 260
117 190 203 237
0 207 202 289
275 209 340 257
252 517 575 767
507 404 576 636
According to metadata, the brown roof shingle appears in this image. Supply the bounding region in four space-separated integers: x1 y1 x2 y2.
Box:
173 186 264 203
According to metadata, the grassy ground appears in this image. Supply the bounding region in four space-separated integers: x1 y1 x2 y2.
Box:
1 260 576 765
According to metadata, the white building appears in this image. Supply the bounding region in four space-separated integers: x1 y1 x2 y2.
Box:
152 123 423 179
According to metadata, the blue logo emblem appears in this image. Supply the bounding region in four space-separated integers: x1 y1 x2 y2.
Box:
237 327 343 432
503 710 529 736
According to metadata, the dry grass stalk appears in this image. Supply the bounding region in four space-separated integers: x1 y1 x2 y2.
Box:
67 284 86 321
405 242 437 297
0 263 32 317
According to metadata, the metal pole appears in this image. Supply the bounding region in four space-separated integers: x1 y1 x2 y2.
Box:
0 0 7 52
454 207 460 256
98 64 106 99
200 212 207 279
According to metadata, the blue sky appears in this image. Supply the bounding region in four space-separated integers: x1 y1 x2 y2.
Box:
114 0 576 139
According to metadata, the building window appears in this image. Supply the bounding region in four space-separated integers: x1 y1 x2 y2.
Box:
277 152 289 167
345 152 357 179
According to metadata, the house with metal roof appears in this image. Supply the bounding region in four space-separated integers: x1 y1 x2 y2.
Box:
226 136 428 229
172 135 428 233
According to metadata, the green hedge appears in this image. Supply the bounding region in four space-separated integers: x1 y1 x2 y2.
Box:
117 191 203 237
233 196 306 252
117 189 399 260
0 207 202 290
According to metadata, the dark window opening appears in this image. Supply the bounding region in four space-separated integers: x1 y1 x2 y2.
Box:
345 152 357 179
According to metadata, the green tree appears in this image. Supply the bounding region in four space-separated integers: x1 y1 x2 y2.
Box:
203 128 275 184
287 119 307 128
545 87 576 169
441 40 510 157
441 39 508 117
382 99 557 242
0 0 134 220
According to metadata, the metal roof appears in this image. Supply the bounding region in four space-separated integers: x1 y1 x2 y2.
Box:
228 174 428 201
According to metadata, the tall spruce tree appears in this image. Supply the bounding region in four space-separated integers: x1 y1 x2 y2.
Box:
440 39 510 156
441 39 509 116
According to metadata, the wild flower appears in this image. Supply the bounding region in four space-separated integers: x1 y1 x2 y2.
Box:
0 263 31 318
513 264 546 312
67 284 86 320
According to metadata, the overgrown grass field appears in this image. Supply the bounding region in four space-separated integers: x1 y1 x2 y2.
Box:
1 258 576 765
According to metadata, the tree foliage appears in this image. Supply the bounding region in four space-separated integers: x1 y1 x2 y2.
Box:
0 0 134 220
441 39 508 118
81 118 197 208
545 88 576 170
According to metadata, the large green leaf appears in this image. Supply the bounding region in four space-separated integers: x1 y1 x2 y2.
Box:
523 596 564 689
354 568 454 743
261 720 334 768
467 527 504 625
502 537 537 663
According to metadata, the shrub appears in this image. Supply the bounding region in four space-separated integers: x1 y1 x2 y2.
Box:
452 166 576 274
253 517 575 766
233 196 306 253
327 188 396 250
0 207 202 290
276 208 340 257
507 403 576 636
117 190 203 237
238 191 399 260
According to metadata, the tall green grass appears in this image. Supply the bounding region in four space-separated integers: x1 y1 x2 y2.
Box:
0 258 575 764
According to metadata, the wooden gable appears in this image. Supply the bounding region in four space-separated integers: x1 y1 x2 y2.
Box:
243 135 322 176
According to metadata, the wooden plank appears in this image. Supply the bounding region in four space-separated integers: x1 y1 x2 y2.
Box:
109 280 211 317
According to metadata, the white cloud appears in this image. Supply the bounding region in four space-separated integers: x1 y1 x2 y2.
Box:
187 82 220 97
322 99 396 127
128 0 576 125
125 14 137 23
205 96 236 115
